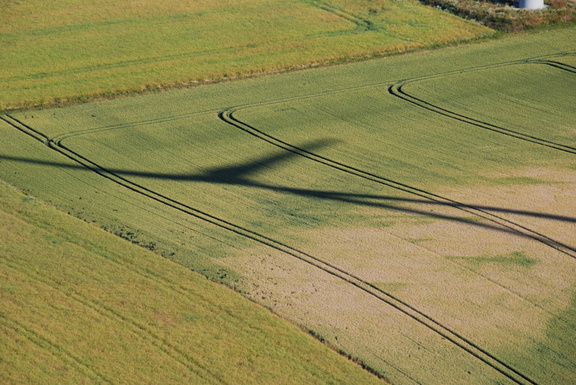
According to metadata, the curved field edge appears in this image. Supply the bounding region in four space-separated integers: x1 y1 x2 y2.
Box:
0 0 494 112
0 181 388 385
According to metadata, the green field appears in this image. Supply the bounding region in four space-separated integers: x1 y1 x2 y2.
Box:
0 181 387 385
2 26 575 385
0 0 493 111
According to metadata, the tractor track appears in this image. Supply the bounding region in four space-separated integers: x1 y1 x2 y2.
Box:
50 52 575 150
50 109 218 144
301 0 378 32
389 58 576 155
2 52 574 385
0 312 114 384
0 46 233 84
0 252 229 385
0 312 113 384
1 114 541 385
1 1 376 86
218 108 576 260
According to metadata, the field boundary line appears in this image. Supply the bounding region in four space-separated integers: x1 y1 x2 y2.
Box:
3 52 573 383
42 52 575 146
2 186 240 319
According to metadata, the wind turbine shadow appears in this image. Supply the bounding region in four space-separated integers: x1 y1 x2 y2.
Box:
1 138 575 251
194 139 339 184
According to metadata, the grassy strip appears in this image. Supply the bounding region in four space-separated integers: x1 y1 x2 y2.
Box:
0 181 388 385
0 0 493 111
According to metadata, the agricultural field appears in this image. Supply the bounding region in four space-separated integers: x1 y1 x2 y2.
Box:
1 26 575 385
0 181 385 384
0 0 494 111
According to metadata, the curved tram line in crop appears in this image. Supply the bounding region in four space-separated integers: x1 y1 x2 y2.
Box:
50 108 219 144
3 116 550 385
218 105 576 260
214 52 576 259
2 53 575 385
389 57 576 155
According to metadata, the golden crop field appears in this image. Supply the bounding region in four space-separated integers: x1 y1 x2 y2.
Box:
0 181 387 385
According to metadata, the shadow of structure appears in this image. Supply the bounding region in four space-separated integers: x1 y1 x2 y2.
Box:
1 146 575 247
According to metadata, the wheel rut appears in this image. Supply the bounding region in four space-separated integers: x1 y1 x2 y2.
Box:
2 113 543 385
3 52 574 384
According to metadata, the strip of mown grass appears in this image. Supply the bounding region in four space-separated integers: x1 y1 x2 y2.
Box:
0 0 493 111
0 181 387 385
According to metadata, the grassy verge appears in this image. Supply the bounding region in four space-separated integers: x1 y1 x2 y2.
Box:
0 181 387 385
0 0 493 111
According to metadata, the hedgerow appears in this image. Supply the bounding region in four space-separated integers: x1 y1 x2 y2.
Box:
421 0 576 31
